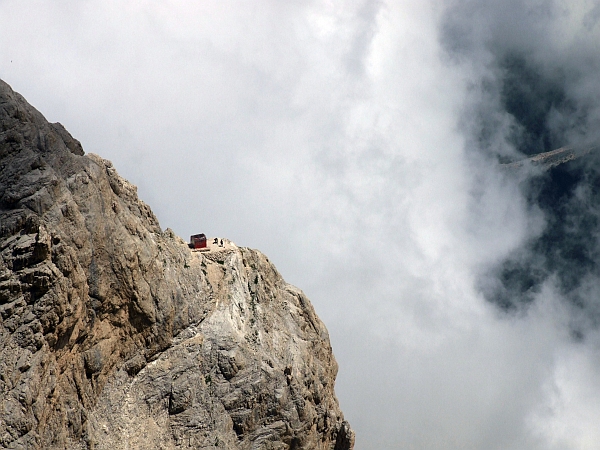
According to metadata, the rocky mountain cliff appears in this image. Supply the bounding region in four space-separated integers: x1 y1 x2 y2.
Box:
0 80 354 450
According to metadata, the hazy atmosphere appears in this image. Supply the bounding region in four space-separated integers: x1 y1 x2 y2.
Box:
3 1 600 448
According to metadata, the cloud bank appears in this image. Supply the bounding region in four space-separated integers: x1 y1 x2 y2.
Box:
3 1 600 448
440 0 600 326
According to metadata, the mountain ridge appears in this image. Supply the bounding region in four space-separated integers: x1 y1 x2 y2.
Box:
500 145 598 171
0 79 354 449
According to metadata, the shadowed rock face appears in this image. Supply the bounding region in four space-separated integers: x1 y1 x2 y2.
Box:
487 144 600 317
0 80 354 450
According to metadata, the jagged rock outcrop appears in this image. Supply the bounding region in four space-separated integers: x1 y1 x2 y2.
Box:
0 80 354 449
501 145 598 171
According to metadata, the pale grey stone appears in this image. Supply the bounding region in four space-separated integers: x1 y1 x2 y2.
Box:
0 79 354 450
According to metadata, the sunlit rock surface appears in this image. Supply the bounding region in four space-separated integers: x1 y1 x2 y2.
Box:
501 145 598 171
0 79 354 449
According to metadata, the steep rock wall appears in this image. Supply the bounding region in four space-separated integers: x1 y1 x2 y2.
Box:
0 80 354 450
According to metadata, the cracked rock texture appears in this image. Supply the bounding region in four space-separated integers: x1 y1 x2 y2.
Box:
0 79 354 449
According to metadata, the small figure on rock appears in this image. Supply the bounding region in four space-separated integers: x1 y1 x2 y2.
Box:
220 239 224 247
213 237 219 245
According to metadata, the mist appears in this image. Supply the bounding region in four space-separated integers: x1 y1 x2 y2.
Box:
3 1 600 448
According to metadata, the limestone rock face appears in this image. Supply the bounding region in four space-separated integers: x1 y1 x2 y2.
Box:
0 80 354 450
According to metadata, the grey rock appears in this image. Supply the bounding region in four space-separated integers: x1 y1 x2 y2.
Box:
0 79 354 449
501 144 599 171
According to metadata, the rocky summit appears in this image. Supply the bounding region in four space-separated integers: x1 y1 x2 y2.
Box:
0 80 354 450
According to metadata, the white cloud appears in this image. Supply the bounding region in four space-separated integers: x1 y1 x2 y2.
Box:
3 1 600 448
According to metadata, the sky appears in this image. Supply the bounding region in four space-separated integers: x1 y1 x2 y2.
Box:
3 1 600 448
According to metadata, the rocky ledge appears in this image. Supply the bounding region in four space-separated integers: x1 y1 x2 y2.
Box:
0 79 354 449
